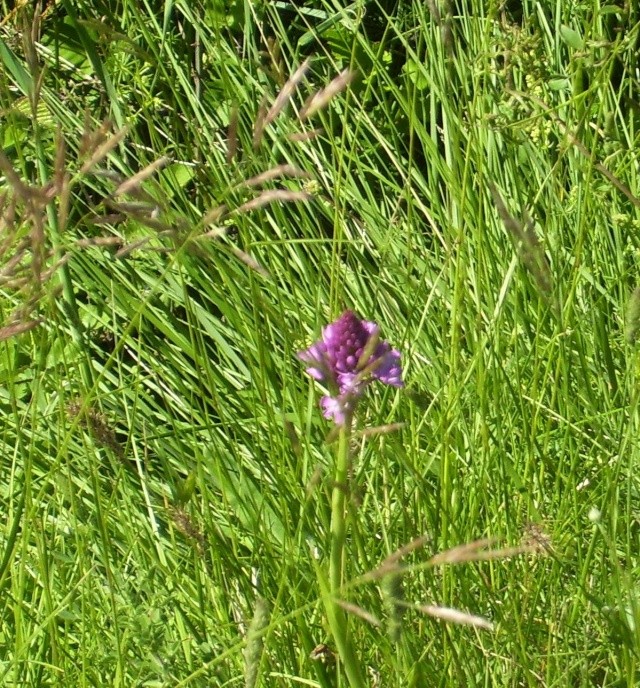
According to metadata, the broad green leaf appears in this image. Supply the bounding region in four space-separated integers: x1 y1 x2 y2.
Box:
560 24 584 50
0 37 32 96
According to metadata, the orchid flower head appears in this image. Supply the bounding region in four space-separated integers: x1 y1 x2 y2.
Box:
298 310 403 424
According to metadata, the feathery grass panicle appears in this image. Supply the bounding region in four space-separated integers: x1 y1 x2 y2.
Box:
374 534 431 576
78 117 113 159
0 151 54 338
367 533 539 642
252 98 268 149
427 537 539 566
237 164 311 189
227 245 271 278
0 119 173 343
0 317 43 342
235 189 312 214
79 126 130 174
263 58 311 128
287 127 323 142
299 69 357 120
334 599 382 628
113 156 169 197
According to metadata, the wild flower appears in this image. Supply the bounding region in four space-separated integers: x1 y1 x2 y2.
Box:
298 310 403 425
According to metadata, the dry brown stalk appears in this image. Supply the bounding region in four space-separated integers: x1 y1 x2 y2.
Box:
0 149 31 199
0 239 30 277
30 207 45 284
365 534 431 581
89 213 126 226
0 194 16 242
39 255 70 282
384 534 432 566
0 276 30 289
75 237 125 249
114 237 153 258
104 200 157 214
53 127 66 194
57 173 70 231
115 231 176 258
426 538 498 566
91 166 123 183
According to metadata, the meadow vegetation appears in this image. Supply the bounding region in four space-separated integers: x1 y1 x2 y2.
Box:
1 1 640 685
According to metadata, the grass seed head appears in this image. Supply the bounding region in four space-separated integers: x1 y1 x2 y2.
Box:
170 506 205 552
243 597 270 688
625 287 640 344
299 69 357 121
382 572 406 643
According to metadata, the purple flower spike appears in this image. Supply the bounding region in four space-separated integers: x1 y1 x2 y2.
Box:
298 310 403 424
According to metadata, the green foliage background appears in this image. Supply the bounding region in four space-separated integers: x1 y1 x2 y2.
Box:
1 1 640 685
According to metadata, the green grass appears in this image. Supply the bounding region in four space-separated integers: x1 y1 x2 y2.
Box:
1 0 640 685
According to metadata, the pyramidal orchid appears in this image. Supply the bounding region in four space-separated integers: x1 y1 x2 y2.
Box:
298 310 403 425
298 310 403 687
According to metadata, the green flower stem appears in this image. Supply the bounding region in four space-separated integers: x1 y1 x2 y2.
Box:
326 417 366 688
329 421 350 594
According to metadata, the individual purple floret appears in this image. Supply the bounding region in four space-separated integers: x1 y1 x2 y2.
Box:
298 310 403 424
